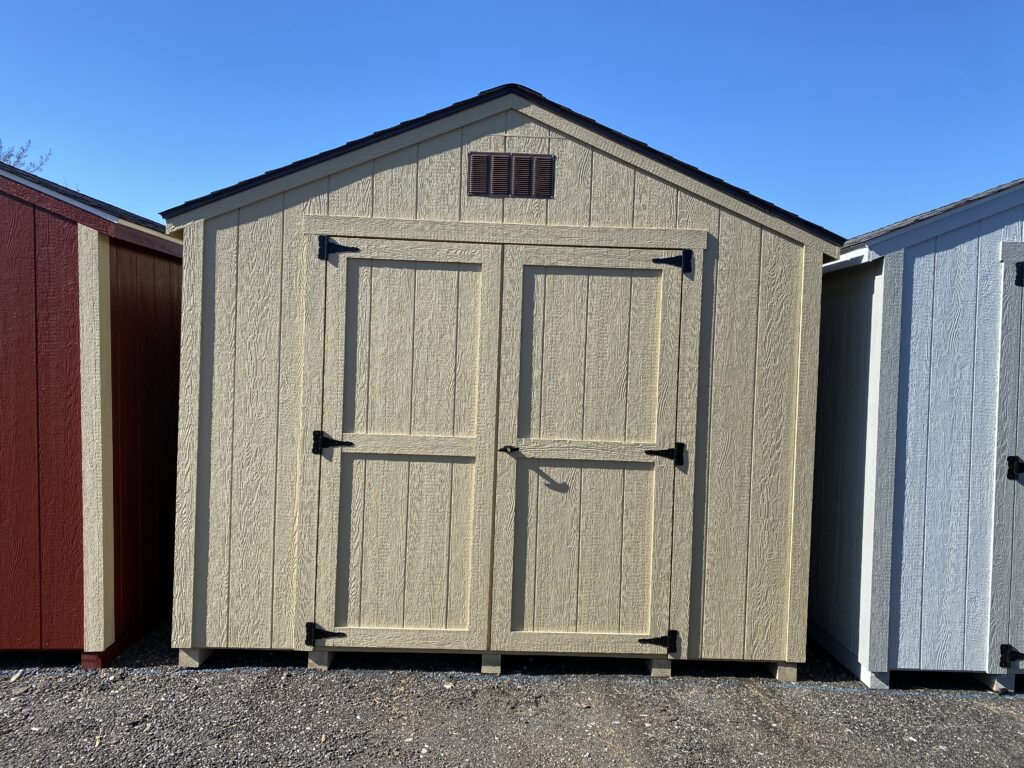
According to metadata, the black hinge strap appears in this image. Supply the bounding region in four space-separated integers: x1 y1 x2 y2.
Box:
318 235 361 261
312 430 353 455
305 622 347 646
645 442 686 467
1008 456 1023 480
1016 262 1024 287
1000 644 1024 667
652 249 694 274
638 629 680 655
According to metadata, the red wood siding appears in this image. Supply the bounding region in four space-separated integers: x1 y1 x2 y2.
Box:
109 242 182 645
0 192 83 650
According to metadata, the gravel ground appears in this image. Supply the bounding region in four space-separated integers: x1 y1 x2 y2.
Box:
1 624 1023 767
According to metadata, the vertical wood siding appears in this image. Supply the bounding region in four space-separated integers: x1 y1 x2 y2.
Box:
178 109 821 660
109 242 182 648
892 208 1024 671
0 194 83 649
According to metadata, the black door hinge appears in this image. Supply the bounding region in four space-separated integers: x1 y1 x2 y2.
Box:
645 442 686 467
318 235 361 261
312 430 353 455
1016 262 1024 287
1008 456 1023 480
638 629 680 655
305 622 347 646
652 249 693 274
1000 644 1024 667
498 445 520 454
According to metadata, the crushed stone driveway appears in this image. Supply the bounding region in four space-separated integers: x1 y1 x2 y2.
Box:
1 627 1023 767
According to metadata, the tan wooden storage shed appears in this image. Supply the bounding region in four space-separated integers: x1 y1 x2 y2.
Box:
164 85 841 677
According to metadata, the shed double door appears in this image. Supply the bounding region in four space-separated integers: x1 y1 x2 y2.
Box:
305 237 685 656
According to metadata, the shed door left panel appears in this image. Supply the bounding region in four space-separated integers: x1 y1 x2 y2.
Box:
306 239 500 651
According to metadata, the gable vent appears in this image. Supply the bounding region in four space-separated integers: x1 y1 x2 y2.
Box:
468 152 555 198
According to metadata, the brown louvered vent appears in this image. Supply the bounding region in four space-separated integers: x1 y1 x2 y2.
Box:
468 152 555 198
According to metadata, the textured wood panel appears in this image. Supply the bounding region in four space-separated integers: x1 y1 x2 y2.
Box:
893 238 936 669
590 152 634 227
229 195 284 646
416 132 462 222
273 179 328 646
546 134 592 226
34 209 83 649
701 212 760 659
744 231 800 659
966 213 1020 670
328 163 373 217
372 146 418 220
0 193 42 649
172 220 204 648
920 225 979 669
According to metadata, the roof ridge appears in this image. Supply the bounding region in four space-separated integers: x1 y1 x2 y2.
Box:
160 85 843 245
0 160 167 233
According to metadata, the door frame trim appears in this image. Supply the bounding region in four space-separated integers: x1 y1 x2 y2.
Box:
305 215 706 252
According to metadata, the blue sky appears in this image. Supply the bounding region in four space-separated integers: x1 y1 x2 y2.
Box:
3 1 1022 237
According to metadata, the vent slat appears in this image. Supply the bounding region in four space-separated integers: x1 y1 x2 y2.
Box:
468 153 490 196
533 156 554 198
467 152 555 198
490 154 511 196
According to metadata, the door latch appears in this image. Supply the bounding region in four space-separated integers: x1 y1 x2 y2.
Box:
645 442 686 467
638 629 680 655
305 622 347 646
312 430 353 455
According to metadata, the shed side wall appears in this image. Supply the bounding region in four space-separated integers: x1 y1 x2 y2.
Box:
109 242 183 647
810 262 881 662
0 191 83 649
176 109 830 660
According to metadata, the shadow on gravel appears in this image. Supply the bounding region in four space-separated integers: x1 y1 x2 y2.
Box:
0 651 80 672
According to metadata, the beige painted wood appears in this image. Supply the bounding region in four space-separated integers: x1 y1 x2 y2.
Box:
273 179 329 647
305 215 706 251
785 243 822 662
172 219 204 649
745 231 802 659
228 195 284 647
773 662 798 683
700 212 762 659
490 244 681 656
302 238 501 652
78 226 115 653
172 100 834 660
178 648 212 668
204 211 239 647
503 111 549 225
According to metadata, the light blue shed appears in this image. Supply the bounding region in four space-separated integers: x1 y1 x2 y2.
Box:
812 180 1024 690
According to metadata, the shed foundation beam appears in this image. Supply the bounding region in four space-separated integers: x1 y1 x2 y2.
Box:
481 654 501 675
772 662 798 683
308 650 335 671
648 658 672 678
178 648 212 668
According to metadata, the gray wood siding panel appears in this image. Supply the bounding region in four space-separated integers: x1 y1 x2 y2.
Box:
892 238 936 669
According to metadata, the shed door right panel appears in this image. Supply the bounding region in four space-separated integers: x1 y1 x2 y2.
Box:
490 246 681 656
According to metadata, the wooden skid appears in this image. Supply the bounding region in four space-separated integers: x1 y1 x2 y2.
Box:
178 648 213 668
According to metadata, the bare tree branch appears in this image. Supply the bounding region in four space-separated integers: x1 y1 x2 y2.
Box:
0 139 52 173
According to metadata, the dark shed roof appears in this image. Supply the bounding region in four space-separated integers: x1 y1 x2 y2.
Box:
0 161 167 233
161 84 844 246
843 177 1024 252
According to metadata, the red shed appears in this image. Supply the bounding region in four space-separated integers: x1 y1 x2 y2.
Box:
0 162 182 667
